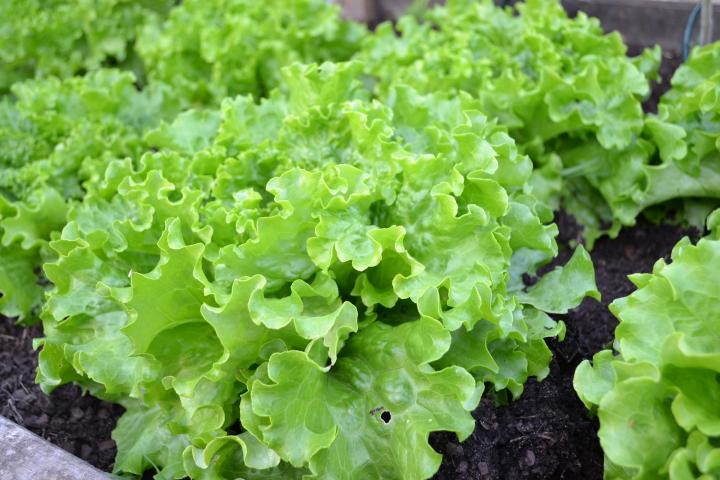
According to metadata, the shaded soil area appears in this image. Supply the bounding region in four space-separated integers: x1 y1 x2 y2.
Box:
647 49 683 113
430 213 697 480
0 318 123 471
627 44 683 114
0 214 696 478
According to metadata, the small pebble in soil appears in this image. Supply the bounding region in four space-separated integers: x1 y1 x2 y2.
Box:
13 388 31 403
525 449 536 467
447 443 464 456
624 245 638 261
80 444 93 459
98 439 116 451
36 413 49 427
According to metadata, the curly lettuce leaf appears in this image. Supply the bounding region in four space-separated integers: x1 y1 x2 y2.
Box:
137 0 366 106
0 0 173 92
520 245 600 314
30 61 599 479
575 210 720 478
247 318 479 479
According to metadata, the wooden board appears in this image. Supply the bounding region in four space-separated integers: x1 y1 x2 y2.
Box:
563 0 720 51
331 0 379 23
0 416 109 480
354 0 719 52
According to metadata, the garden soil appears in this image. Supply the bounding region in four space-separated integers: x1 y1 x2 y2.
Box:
0 318 123 470
430 213 697 479
0 214 696 478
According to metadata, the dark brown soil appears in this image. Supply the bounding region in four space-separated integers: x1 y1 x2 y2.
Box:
0 317 123 471
430 212 697 480
627 45 683 114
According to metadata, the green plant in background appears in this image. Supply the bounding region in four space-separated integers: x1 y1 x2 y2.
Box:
361 0 720 247
0 0 174 93
35 61 598 479
562 41 720 243
361 0 662 245
639 43 720 225
574 209 720 479
0 0 367 322
137 0 367 106
0 70 181 321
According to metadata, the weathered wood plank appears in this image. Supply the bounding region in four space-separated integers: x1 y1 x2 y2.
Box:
331 0 379 23
0 416 109 480
563 0 720 51
375 0 443 20
367 0 720 52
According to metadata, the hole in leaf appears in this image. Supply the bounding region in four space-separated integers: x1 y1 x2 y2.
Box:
380 411 391 424
522 272 536 287
167 189 183 202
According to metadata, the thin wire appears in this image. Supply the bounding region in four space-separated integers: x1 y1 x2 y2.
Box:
683 1 704 60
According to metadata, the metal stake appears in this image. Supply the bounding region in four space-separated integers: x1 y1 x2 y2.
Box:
699 0 714 45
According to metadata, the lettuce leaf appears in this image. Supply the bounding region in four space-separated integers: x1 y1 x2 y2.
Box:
574 209 720 479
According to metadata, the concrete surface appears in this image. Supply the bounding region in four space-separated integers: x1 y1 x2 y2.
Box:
0 416 109 480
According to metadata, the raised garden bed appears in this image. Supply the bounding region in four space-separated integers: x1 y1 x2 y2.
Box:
0 0 717 479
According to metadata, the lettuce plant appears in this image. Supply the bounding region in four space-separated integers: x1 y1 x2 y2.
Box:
137 0 367 106
0 1 614 477
0 70 181 321
616 42 720 228
574 209 720 479
360 0 660 245
562 42 720 243
0 0 365 321
361 0 719 247
35 62 599 479
0 0 173 93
